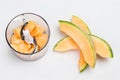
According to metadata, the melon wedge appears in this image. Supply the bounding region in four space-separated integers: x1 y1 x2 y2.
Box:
59 20 96 68
89 34 113 58
54 35 113 58
72 15 91 34
54 36 78 52
54 36 87 71
78 52 88 72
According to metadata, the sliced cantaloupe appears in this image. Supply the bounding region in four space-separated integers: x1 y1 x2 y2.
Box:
72 15 91 34
59 20 96 68
78 52 88 72
54 16 91 71
54 35 113 58
89 34 113 58
30 25 45 37
35 34 48 49
54 36 87 72
72 15 91 71
24 21 36 32
13 27 22 38
54 36 78 52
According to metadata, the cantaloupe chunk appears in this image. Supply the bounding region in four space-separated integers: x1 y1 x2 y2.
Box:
13 27 22 38
27 44 35 53
59 20 96 68
30 25 45 37
11 43 19 52
18 41 32 54
11 20 47 54
24 21 36 32
35 34 48 49
10 34 23 44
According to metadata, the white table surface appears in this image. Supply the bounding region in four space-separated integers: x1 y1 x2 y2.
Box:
0 0 119 80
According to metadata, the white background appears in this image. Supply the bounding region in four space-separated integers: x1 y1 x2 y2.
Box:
0 0 119 80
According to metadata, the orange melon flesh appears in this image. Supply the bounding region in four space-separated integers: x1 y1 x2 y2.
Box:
11 40 33 54
10 20 48 54
90 35 113 58
54 36 87 71
78 52 88 72
30 25 45 37
72 15 91 34
59 20 96 68
72 15 90 71
27 44 35 53
24 21 36 32
55 35 113 58
13 27 22 38
35 34 48 49
10 34 23 44
54 36 78 52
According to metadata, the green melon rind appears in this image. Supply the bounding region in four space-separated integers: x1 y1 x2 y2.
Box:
89 34 113 58
53 36 69 50
59 20 96 68
80 64 88 72
72 15 91 34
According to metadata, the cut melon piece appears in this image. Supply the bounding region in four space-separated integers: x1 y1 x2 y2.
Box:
78 52 88 72
30 25 45 37
10 34 23 44
54 36 87 72
59 20 96 68
13 27 22 38
72 15 91 34
35 34 48 49
54 35 113 58
18 41 32 54
89 34 113 58
54 36 78 52
11 41 33 54
27 44 35 53
24 21 36 32
11 43 19 52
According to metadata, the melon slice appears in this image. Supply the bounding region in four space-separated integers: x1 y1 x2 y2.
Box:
89 34 113 58
54 35 113 58
35 34 48 49
78 52 88 72
72 15 91 34
59 20 96 68
54 36 78 52
54 36 87 71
